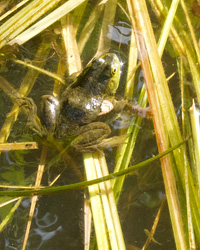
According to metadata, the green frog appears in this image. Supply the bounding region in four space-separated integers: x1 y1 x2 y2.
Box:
25 53 128 152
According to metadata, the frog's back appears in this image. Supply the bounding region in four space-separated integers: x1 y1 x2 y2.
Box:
55 53 121 139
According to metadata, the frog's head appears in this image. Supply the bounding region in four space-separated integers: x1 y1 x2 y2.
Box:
77 53 121 96
93 53 121 94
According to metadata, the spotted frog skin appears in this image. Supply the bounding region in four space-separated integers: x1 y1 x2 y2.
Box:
26 53 127 152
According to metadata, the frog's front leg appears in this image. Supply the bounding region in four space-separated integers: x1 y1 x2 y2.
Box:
113 99 152 119
123 102 152 119
19 95 59 137
70 122 111 152
18 97 45 137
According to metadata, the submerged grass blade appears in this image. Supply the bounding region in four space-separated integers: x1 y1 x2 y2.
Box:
0 198 22 232
180 0 200 65
185 163 196 249
190 101 200 191
8 0 87 46
0 0 31 22
186 48 200 104
78 3 104 54
84 153 110 250
0 142 38 151
97 0 118 54
13 59 65 84
142 198 166 250
93 152 126 250
124 30 138 99
112 3 141 202
128 0 191 249
22 146 47 250
61 14 82 75
113 87 148 201
157 0 180 56
0 0 63 48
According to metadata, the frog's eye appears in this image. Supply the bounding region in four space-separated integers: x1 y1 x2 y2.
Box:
111 67 117 76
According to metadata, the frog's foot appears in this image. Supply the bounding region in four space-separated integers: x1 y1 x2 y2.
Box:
18 97 46 137
70 122 111 152
97 134 128 150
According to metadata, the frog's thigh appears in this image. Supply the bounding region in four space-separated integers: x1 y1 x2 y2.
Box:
71 122 111 151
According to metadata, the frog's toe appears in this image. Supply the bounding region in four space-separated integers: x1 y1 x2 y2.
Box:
17 97 37 112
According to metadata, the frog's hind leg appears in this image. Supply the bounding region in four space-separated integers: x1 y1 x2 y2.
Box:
70 121 128 153
70 122 111 152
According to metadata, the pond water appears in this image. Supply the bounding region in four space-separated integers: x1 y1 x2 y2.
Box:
0 1 199 250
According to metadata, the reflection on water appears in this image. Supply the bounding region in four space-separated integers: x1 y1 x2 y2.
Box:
3 190 83 250
4 208 62 250
29 212 62 249
107 21 132 45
